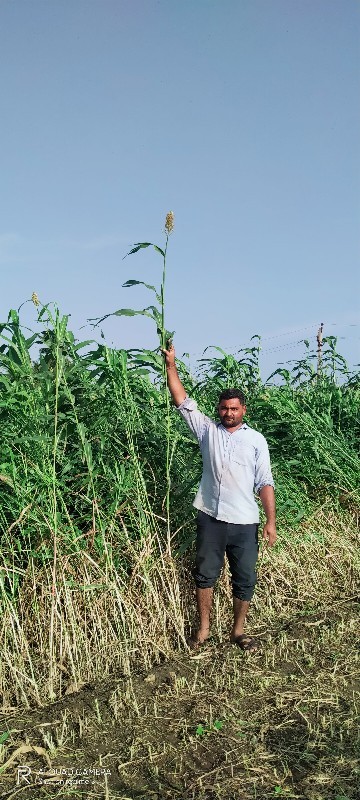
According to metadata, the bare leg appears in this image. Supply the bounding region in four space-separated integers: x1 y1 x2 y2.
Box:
230 598 250 641
192 587 213 644
230 598 260 653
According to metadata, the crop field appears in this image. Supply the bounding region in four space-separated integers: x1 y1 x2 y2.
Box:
0 243 359 800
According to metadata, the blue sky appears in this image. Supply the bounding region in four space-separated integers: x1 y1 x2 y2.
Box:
1 0 359 379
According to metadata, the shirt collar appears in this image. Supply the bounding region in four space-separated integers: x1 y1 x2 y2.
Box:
217 422 248 432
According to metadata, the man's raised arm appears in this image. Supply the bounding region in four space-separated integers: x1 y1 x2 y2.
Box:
162 343 187 407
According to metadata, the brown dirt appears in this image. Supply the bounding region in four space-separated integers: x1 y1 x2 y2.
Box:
0 600 359 800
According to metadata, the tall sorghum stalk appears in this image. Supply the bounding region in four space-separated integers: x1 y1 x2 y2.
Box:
47 307 61 699
89 211 175 549
162 212 175 548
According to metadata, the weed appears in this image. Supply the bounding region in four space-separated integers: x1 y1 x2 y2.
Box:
196 720 224 736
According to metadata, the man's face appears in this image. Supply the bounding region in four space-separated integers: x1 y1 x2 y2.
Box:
218 398 246 430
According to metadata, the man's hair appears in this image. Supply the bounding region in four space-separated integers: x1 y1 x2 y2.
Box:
218 388 246 406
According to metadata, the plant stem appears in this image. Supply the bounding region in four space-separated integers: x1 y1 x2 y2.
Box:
49 310 60 699
161 234 171 550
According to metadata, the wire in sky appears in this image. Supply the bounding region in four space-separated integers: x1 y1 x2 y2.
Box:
184 322 359 359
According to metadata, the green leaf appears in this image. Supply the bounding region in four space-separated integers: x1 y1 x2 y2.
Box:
129 353 163 373
203 345 228 357
124 242 153 258
9 309 19 324
130 367 150 376
213 720 223 731
122 280 161 303
0 731 10 744
124 242 165 259
89 308 154 326
195 724 205 736
118 308 156 322
123 279 155 291
73 340 95 351
25 333 38 349
37 305 49 321
114 308 147 317
144 305 162 325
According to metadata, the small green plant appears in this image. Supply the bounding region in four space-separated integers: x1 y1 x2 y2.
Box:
195 719 224 736
0 730 11 764
334 796 351 800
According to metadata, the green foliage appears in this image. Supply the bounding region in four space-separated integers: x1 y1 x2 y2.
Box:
195 719 224 736
334 795 352 800
0 301 359 578
89 238 174 351
196 336 262 407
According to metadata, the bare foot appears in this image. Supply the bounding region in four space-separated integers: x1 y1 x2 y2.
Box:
231 634 261 653
187 628 210 650
230 627 244 642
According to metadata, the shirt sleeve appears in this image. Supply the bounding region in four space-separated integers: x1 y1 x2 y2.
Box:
254 435 275 494
176 396 210 443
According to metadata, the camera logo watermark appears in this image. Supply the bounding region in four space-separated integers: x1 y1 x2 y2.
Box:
17 766 32 785
16 765 111 787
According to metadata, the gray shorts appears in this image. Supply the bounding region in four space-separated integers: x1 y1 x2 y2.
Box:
194 510 259 601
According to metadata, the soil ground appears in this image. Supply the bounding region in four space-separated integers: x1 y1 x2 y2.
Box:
0 599 359 800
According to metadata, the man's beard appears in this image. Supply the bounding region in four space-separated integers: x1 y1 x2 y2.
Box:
221 417 236 427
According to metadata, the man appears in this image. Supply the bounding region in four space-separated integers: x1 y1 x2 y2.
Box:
163 342 276 654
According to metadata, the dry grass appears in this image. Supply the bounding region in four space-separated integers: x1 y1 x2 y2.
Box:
0 507 359 799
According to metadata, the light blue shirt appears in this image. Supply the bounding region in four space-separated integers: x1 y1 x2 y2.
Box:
177 396 274 524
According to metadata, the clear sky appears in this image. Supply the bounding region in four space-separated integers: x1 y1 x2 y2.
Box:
1 0 359 379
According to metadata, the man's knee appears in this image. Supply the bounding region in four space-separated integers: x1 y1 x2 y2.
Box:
232 563 257 600
232 579 256 601
227 523 258 601
194 560 221 589
194 541 224 589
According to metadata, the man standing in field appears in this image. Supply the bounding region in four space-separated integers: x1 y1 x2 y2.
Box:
163 343 276 653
